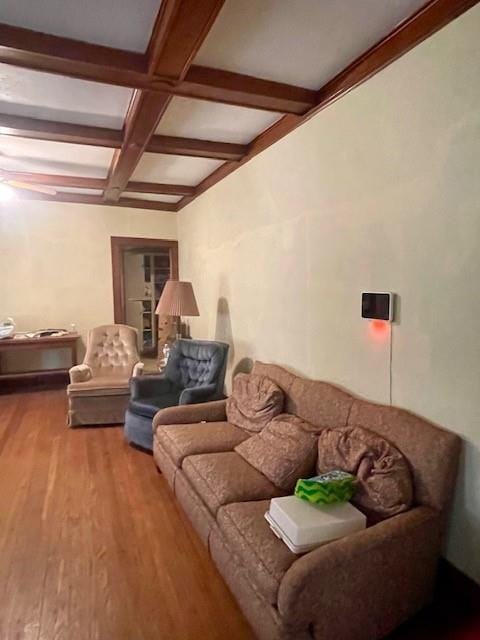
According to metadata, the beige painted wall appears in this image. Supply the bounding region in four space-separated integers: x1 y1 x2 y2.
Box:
178 7 480 582
0 199 177 370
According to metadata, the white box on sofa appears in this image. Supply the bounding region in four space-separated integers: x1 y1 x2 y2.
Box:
265 496 367 554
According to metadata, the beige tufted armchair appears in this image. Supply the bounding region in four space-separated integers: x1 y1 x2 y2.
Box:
67 324 143 427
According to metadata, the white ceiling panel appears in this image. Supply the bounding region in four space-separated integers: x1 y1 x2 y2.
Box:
132 154 224 185
0 0 162 52
196 0 428 89
156 97 281 144
0 64 131 129
124 192 182 203
53 187 103 196
0 137 114 178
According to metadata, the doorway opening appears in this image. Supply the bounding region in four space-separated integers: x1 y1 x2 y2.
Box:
111 237 178 357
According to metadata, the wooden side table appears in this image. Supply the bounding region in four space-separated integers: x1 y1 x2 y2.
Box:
0 333 80 386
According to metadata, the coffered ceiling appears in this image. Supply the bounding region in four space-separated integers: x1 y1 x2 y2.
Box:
0 0 476 213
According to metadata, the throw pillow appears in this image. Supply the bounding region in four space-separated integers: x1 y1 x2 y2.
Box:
235 414 318 490
317 426 413 518
226 373 284 432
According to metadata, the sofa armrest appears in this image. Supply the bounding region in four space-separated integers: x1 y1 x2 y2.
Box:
278 506 441 639
152 399 227 429
179 383 217 405
129 374 172 400
69 363 92 384
132 361 144 377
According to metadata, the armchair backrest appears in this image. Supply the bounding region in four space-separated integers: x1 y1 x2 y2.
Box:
165 339 229 398
84 324 140 371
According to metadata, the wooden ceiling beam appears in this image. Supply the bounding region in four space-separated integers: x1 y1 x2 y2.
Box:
0 114 246 161
146 134 247 161
0 22 314 114
14 190 177 212
102 90 172 201
0 169 193 196
181 66 315 114
146 1 221 80
177 0 480 211
103 0 226 202
0 24 148 89
313 0 480 111
0 113 122 148
0 171 105 190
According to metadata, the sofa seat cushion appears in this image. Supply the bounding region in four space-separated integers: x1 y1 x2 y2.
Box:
68 374 131 397
128 391 182 419
156 421 251 467
217 500 296 604
182 451 284 515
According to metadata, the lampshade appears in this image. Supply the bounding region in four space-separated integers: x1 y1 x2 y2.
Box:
155 280 199 317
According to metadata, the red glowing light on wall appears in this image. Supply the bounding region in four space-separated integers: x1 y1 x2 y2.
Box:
369 319 390 340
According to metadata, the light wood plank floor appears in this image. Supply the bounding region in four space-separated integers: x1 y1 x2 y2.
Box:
0 389 254 640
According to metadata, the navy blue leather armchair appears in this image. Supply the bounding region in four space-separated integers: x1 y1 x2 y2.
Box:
124 339 229 450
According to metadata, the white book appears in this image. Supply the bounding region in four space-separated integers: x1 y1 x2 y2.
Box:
265 496 366 554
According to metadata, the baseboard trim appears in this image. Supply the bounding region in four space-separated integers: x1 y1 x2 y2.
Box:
0 370 69 393
437 558 480 610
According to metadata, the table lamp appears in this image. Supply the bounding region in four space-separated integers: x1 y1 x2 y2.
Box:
155 280 199 339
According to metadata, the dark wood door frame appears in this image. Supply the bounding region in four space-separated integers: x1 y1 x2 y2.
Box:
111 236 179 324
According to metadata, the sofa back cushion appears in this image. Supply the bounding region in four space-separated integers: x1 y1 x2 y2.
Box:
317 426 413 519
249 362 461 513
252 361 354 430
347 400 461 513
227 373 284 432
235 414 318 491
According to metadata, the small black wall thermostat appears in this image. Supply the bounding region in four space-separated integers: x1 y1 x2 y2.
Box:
361 292 394 321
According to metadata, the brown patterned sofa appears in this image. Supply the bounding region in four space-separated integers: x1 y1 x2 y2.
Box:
152 361 461 640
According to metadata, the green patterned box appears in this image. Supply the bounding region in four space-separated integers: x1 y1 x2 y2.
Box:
294 470 357 505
